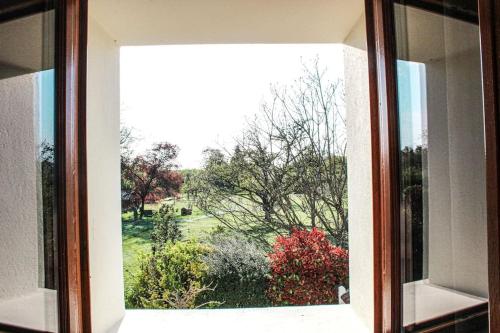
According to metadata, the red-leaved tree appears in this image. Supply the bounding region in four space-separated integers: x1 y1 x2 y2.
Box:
267 228 348 305
122 142 183 218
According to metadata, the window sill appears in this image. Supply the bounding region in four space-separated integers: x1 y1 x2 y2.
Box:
0 289 58 332
403 280 488 327
113 305 369 333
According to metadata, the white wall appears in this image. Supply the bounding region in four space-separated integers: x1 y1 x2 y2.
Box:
0 70 59 332
343 14 367 51
427 49 487 297
87 16 125 333
343 14 374 332
0 73 39 299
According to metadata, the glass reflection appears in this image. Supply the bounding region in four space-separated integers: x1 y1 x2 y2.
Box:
394 1 489 332
0 7 58 332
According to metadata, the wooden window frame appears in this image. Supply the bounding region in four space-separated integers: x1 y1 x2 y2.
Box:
366 0 500 332
2 0 497 332
0 0 90 332
55 0 90 332
58 1 500 332
479 0 500 331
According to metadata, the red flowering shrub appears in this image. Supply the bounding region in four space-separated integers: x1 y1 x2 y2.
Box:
267 228 349 305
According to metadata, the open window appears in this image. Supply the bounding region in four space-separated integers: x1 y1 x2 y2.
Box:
368 0 500 331
86 0 375 332
1 0 499 332
396 3 489 330
0 0 88 332
0 4 58 331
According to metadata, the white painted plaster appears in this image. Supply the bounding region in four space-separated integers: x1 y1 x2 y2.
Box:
114 305 369 333
342 13 375 331
89 0 364 46
343 14 367 51
0 73 39 298
87 16 125 333
0 70 58 332
344 44 373 332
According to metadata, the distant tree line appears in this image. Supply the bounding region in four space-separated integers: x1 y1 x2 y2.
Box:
401 145 425 281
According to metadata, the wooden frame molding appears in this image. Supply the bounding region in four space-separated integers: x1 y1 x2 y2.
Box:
365 0 401 332
367 0 500 332
55 0 90 332
0 0 89 332
365 1 383 332
479 0 500 331
78 1 91 331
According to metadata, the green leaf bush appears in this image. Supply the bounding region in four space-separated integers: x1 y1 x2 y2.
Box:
202 232 271 307
151 204 182 253
126 229 349 309
126 240 211 309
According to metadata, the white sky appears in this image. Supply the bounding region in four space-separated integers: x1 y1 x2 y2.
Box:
120 44 345 169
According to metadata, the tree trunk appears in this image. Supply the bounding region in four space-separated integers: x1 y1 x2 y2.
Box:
140 197 146 219
261 196 273 224
311 196 317 228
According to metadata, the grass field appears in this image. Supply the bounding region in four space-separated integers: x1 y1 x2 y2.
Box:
122 197 223 294
122 195 343 297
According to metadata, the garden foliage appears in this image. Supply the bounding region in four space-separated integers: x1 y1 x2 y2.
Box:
189 61 349 248
267 228 348 305
151 204 182 253
203 232 271 307
126 240 211 309
121 140 183 218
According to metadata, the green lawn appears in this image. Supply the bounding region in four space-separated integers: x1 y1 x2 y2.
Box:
122 197 224 295
122 195 342 296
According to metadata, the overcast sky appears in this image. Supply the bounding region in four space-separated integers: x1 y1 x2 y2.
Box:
120 44 345 169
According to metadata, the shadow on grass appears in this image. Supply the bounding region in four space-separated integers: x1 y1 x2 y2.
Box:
122 217 154 244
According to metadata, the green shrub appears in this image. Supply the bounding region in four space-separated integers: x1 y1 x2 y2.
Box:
126 240 212 309
151 204 182 253
202 232 271 307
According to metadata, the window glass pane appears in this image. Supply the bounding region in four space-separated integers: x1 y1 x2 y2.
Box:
0 6 58 332
394 1 489 331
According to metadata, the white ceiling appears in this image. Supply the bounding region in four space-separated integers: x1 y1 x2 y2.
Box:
89 0 365 45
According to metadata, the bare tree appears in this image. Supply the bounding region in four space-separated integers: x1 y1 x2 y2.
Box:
194 142 296 245
120 125 136 159
192 59 348 247
267 58 348 246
